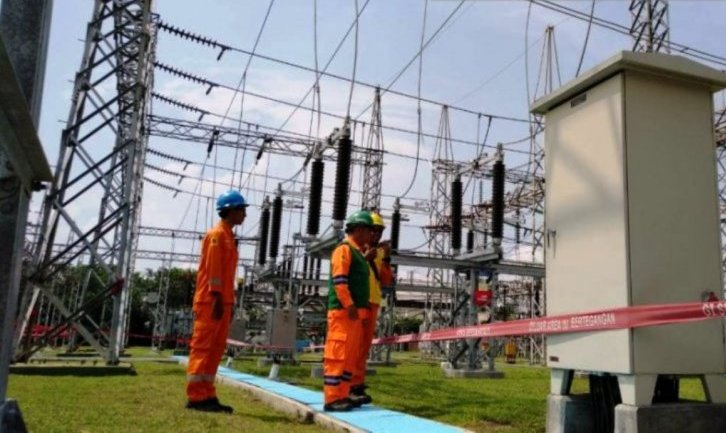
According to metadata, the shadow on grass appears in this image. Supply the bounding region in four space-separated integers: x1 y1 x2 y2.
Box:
231 406 313 425
10 365 137 377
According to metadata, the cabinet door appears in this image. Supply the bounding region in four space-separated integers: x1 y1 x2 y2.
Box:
545 73 632 373
625 71 725 374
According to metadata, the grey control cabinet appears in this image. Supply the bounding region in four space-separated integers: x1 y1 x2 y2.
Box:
532 52 726 375
266 308 297 350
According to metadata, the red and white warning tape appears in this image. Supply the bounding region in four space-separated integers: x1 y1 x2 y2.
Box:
372 301 726 346
224 301 726 351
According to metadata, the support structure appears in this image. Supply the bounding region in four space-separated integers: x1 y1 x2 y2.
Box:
16 0 156 364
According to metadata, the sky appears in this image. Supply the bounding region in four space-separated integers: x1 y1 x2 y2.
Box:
21 0 726 280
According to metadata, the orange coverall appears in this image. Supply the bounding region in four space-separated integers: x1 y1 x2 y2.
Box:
352 248 393 388
186 221 238 403
323 236 367 404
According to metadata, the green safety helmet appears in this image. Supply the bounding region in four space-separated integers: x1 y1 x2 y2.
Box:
345 210 374 229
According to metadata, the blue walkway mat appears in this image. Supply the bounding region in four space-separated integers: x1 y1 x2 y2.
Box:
175 357 468 433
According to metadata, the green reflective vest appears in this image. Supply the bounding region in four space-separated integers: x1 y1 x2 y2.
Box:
328 241 370 310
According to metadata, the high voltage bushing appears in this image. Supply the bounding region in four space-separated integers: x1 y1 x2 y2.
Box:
450 177 463 252
332 128 352 225
515 208 521 244
491 149 505 243
269 191 283 260
391 200 401 252
257 197 271 266
466 229 474 253
307 158 324 235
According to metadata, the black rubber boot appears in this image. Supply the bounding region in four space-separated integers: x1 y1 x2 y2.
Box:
207 397 234 413
323 398 354 412
349 385 373 405
185 400 226 413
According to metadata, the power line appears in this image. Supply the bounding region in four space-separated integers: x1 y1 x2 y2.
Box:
354 0 468 121
151 83 534 155
171 1 276 232
236 0 372 191
156 16 533 124
230 0 276 193
576 0 596 77
346 0 360 119
147 147 432 202
530 0 726 68
144 170 426 225
399 0 429 199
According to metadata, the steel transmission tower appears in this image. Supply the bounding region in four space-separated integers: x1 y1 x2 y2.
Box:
629 0 670 54
716 108 726 294
422 106 456 358
16 0 156 364
360 87 384 212
509 25 559 365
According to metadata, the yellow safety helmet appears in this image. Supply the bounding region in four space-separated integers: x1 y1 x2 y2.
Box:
370 212 385 228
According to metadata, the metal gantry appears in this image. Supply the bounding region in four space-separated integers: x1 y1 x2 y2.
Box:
15 0 156 364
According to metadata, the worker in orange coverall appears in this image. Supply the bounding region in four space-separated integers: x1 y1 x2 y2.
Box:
349 211 393 406
186 190 248 413
323 210 374 412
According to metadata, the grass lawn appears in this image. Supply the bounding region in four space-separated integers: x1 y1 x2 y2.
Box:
7 348 722 433
230 351 720 433
7 348 327 433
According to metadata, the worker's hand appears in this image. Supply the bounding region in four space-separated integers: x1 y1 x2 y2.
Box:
364 248 377 261
212 293 223 321
378 240 391 256
347 305 359 320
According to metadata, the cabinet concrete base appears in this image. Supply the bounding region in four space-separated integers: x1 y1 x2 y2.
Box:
547 395 726 433
546 394 594 433
615 402 726 433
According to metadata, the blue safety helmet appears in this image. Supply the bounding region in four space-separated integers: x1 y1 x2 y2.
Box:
216 190 249 211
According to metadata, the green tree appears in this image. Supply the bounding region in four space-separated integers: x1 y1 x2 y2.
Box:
394 315 423 334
